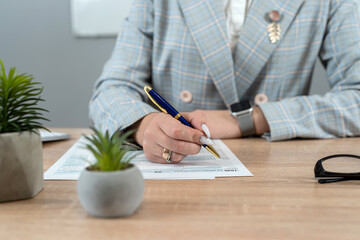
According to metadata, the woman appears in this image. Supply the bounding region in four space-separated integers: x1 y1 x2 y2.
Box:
90 0 360 163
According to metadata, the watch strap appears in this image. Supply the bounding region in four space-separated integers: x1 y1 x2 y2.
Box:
236 109 256 136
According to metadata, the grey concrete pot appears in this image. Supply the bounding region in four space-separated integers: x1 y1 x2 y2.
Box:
0 131 43 202
77 164 144 218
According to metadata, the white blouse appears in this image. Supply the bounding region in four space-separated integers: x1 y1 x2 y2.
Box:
224 0 253 53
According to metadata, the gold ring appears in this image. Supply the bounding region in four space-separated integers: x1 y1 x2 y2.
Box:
162 148 172 163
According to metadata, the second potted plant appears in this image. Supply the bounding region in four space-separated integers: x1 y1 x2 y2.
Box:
77 128 144 218
0 58 49 202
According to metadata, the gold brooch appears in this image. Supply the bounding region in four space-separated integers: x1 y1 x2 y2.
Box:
267 10 281 44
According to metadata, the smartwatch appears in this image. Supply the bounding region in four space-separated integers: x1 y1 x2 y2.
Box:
230 100 256 137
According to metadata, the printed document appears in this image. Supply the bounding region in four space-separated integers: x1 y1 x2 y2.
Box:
44 137 253 180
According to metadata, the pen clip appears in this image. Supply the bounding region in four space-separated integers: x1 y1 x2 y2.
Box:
144 86 168 114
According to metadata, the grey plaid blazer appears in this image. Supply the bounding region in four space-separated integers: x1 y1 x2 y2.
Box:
90 0 360 141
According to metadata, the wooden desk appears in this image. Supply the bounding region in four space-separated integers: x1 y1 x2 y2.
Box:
1 128 360 240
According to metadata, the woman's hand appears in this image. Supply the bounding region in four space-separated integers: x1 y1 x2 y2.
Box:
181 107 269 139
131 107 269 163
133 113 208 164
181 110 241 139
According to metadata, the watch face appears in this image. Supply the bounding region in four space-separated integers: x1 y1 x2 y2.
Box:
230 100 251 112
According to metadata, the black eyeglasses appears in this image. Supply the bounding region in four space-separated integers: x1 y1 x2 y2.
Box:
314 154 360 183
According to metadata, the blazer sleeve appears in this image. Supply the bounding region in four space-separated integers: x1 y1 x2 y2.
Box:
89 0 158 135
259 0 360 141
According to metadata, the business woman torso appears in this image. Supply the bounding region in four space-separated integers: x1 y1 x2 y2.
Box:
90 0 360 142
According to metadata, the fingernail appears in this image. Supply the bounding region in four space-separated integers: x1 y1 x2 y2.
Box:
200 136 214 145
201 124 211 138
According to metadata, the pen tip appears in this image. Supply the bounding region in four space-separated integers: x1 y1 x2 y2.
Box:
206 145 221 158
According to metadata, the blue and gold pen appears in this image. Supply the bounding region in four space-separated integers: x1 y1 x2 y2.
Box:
144 86 220 158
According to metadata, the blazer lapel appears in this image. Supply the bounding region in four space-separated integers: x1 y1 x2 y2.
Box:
178 0 239 107
233 0 305 98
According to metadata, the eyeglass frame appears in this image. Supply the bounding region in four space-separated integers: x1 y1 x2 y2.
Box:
314 154 360 184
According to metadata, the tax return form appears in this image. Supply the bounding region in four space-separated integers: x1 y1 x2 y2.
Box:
44 137 253 180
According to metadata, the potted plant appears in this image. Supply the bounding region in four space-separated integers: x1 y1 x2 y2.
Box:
0 59 49 202
77 128 144 218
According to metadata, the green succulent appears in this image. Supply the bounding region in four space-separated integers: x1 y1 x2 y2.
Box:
84 127 141 171
0 59 49 133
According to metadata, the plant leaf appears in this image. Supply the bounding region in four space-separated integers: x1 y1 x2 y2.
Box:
83 128 139 171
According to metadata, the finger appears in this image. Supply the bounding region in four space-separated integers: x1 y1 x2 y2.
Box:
158 114 204 144
181 111 211 138
142 126 192 161
143 114 201 155
156 134 203 155
144 153 185 164
144 145 187 164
